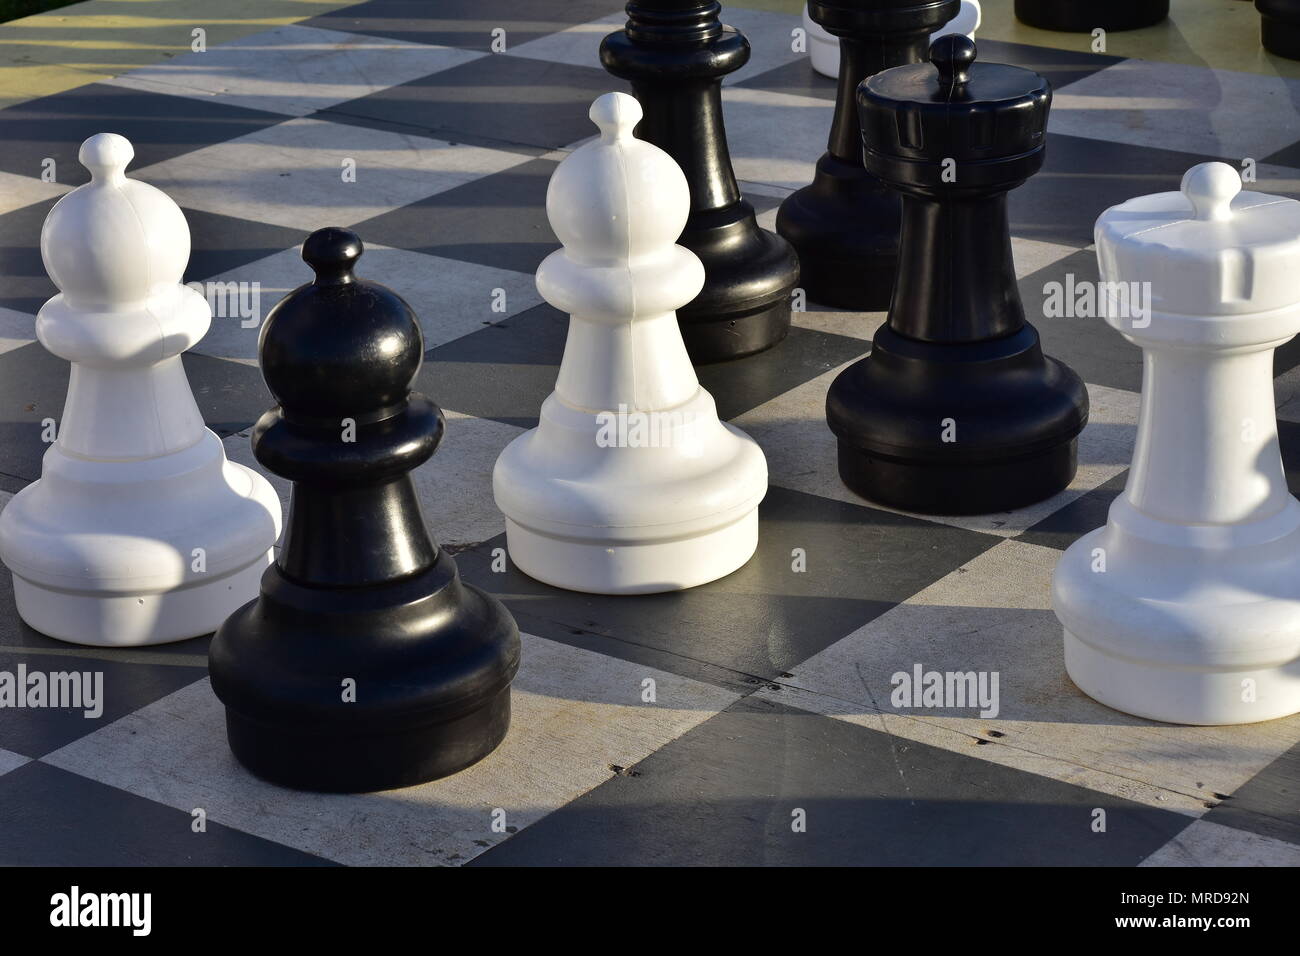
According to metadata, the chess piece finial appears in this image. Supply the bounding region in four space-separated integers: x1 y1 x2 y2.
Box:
931 33 975 88
1181 162 1242 223
0 134 282 646
211 226 521 792
1055 170 1300 725
494 92 768 595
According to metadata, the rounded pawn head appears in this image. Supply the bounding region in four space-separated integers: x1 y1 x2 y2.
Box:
40 133 192 309
545 91 691 263
260 227 424 423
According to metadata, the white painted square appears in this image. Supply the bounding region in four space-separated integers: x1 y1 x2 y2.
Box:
191 243 543 365
1139 819 1300 866
505 13 623 70
1012 236 1084 279
1048 59 1300 161
0 747 30 777
43 638 739 866
0 170 69 215
756 538 1300 817
0 307 37 355
107 25 482 117
134 117 535 231
721 85 832 191
735 372 1139 537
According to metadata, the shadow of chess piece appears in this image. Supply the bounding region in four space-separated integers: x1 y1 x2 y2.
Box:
777 0 961 311
826 36 1088 515
209 228 521 792
1015 0 1168 32
601 0 800 363
1258 1 1300 59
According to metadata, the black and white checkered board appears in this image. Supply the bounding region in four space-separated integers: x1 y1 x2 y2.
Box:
0 0 1297 867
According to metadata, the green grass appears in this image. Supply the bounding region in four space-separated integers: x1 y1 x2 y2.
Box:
0 0 84 24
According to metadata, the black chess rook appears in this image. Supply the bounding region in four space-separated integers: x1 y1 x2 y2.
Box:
601 0 800 363
826 36 1088 515
209 227 521 793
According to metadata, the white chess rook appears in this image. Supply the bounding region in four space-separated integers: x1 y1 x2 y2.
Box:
493 92 768 594
1053 162 1300 725
0 134 281 646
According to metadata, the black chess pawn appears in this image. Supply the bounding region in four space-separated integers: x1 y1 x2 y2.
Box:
601 0 800 363
1015 0 1168 32
776 0 960 311
1258 1 1300 59
209 228 521 793
826 36 1088 515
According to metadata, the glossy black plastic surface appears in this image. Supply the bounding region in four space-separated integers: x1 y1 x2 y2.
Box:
1015 0 1169 32
209 227 521 793
776 0 959 310
1258 1 1300 59
601 1 800 363
826 37 1088 515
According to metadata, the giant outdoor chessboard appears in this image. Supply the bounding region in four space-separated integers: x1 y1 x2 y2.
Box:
0 0 1297 866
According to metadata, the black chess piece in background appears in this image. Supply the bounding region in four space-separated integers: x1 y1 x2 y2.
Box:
826 36 1088 515
1258 1 1300 59
601 0 800 363
209 227 521 793
1015 0 1168 32
777 0 960 311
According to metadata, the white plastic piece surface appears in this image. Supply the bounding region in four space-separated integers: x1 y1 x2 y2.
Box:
493 92 768 594
805 1 982 79
0 134 282 646
1052 162 1300 725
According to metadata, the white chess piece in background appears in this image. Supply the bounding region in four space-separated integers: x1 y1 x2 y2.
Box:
0 134 281 645
805 0 981 78
493 92 768 595
1053 163 1300 725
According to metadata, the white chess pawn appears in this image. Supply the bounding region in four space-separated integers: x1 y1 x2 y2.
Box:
1053 162 1300 725
493 92 768 594
0 134 281 646
804 1 981 79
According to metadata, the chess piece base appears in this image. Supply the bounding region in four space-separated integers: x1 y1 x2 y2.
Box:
224 688 512 793
826 323 1087 515
12 556 270 648
835 438 1077 516
1014 0 1168 32
679 205 798 363
495 394 767 594
1260 2 1300 60
504 510 758 595
210 552 521 792
777 154 899 311
0 432 280 646
1054 504 1300 725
